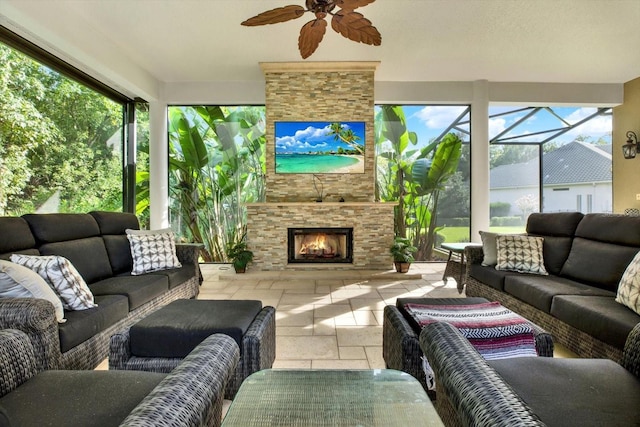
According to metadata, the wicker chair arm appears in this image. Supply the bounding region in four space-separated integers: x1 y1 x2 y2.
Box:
419 322 545 427
0 329 39 397
242 306 277 373
0 298 62 370
465 245 484 265
176 243 204 283
120 333 240 427
109 327 132 371
621 322 640 378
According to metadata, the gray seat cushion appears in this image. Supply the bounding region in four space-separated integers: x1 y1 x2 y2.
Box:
145 266 194 289
89 275 169 310
130 299 263 358
503 274 614 313
469 264 514 291
489 357 640 427
0 370 166 427
550 295 639 349
58 294 129 353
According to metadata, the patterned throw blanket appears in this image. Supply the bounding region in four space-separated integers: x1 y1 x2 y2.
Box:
404 301 538 360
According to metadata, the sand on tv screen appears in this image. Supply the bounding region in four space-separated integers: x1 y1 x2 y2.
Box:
275 121 365 174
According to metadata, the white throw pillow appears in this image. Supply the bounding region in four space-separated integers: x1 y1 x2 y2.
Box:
479 231 500 266
0 260 66 322
616 251 640 315
495 235 548 275
126 228 182 275
9 254 97 311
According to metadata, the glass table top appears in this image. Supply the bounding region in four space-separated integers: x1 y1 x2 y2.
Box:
222 369 444 427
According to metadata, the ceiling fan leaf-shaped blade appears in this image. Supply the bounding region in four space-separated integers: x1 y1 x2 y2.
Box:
241 5 306 26
331 11 381 46
335 0 376 12
299 19 327 59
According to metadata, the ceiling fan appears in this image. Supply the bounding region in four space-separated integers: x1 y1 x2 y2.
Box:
241 0 381 59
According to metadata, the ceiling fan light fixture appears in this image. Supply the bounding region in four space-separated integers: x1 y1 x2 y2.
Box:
241 0 381 59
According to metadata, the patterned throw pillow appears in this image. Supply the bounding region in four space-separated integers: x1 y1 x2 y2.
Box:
126 228 182 275
9 254 97 311
0 260 66 322
616 251 640 315
495 235 548 275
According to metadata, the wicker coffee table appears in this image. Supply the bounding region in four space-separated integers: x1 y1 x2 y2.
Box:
222 369 444 427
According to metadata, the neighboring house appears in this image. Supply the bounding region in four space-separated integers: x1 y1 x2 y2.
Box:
490 141 612 216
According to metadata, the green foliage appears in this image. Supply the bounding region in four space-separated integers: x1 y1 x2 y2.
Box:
168 106 266 262
490 202 511 218
225 238 254 270
389 236 417 262
376 105 463 261
0 44 123 215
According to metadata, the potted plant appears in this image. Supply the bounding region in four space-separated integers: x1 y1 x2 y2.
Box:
226 239 254 273
390 236 417 273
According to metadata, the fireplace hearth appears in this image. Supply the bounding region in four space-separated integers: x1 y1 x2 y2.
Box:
288 227 353 264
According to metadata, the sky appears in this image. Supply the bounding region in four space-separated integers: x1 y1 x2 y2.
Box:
275 121 366 154
393 105 612 149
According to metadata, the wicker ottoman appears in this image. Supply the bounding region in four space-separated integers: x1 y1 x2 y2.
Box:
109 299 276 399
382 297 554 396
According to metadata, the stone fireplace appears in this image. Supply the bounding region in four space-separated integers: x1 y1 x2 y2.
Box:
246 61 395 270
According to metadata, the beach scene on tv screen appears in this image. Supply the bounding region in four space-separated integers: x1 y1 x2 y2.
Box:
275 121 365 174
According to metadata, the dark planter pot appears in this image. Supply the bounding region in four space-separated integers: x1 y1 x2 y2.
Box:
234 265 246 273
394 261 411 273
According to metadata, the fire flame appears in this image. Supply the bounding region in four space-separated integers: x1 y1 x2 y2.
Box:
299 233 334 255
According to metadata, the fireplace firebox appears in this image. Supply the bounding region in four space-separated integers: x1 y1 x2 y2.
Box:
288 228 353 264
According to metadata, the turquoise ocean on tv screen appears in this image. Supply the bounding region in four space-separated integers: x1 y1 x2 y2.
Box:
275 154 360 173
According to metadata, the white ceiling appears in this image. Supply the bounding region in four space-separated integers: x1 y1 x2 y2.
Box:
2 0 640 99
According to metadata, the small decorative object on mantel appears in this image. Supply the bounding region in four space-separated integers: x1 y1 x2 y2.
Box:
313 174 324 202
226 238 254 273
241 0 381 59
390 236 417 273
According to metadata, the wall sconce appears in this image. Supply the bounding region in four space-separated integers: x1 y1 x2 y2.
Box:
623 131 639 159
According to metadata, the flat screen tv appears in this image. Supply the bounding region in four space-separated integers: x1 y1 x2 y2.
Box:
275 121 365 174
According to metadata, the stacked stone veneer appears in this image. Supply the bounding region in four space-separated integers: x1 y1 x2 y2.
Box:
246 202 395 270
261 62 378 202
248 62 394 270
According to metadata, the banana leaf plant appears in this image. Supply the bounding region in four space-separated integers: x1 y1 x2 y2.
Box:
376 105 462 260
168 106 265 262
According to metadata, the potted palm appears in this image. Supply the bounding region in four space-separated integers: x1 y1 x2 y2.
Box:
226 239 254 273
390 236 417 273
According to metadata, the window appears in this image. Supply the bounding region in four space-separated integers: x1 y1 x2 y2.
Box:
375 105 471 260
0 42 126 215
489 106 611 231
167 106 266 262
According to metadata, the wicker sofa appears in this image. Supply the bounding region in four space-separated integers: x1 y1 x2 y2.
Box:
419 321 640 427
465 212 640 362
0 211 201 371
0 328 239 427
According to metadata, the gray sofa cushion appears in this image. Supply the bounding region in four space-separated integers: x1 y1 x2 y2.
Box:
468 264 515 291
0 370 166 427
130 299 262 358
0 217 36 258
489 357 640 427
146 266 194 289
39 237 113 284
504 274 614 313
560 238 639 291
58 294 129 353
22 213 100 244
551 295 639 349
90 211 139 275
526 212 584 237
89 275 169 310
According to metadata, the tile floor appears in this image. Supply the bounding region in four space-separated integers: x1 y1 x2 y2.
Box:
201 262 468 369
96 261 574 371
